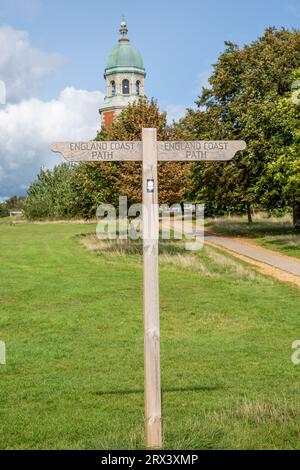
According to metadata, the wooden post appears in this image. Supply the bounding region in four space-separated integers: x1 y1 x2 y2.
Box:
142 128 162 448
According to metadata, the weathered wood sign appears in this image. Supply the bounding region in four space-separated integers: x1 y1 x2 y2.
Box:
51 130 246 449
157 140 246 161
51 140 246 162
51 141 142 161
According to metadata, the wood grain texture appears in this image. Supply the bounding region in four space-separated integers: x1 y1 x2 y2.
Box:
142 128 162 449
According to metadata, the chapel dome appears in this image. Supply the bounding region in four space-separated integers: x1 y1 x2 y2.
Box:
106 43 144 69
105 20 145 75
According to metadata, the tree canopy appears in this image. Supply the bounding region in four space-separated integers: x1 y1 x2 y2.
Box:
176 27 300 223
93 97 191 206
24 164 78 220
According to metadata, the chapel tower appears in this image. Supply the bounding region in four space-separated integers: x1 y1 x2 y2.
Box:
99 20 146 128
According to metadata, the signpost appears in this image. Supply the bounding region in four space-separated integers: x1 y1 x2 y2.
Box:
51 130 246 449
51 139 245 162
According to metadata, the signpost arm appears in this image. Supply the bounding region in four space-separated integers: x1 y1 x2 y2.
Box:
142 128 162 448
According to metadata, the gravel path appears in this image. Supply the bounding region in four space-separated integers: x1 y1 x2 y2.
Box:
205 232 300 277
161 218 300 286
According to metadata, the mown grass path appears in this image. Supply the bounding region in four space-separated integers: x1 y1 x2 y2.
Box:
0 222 300 449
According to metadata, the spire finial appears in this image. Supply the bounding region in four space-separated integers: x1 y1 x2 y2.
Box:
119 17 129 42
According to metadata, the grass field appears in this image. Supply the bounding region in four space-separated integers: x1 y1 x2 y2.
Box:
208 214 300 259
1 219 300 449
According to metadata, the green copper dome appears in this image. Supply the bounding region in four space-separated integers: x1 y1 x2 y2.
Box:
106 43 144 70
105 20 145 76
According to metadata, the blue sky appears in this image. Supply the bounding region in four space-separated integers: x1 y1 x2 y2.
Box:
0 0 300 197
2 0 300 108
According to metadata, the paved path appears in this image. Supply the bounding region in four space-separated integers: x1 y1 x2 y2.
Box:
162 218 300 279
205 231 300 277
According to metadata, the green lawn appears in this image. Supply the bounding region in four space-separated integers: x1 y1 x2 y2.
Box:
208 215 300 259
0 220 300 449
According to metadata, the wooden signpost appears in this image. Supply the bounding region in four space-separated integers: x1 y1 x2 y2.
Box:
51 130 246 449
51 139 245 162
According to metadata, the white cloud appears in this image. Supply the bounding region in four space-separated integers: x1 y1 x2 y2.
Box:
0 25 104 198
0 87 104 198
0 25 64 103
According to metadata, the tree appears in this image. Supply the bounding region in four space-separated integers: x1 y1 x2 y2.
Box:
72 162 119 219
5 195 25 211
177 28 300 222
0 202 9 218
267 71 300 229
0 195 25 218
91 97 191 206
24 164 78 220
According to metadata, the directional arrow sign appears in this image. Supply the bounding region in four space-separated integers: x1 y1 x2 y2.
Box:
157 140 246 161
52 140 246 162
51 141 142 161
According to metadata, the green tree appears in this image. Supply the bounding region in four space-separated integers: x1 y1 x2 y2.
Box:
72 162 119 219
0 202 9 218
178 27 300 222
89 97 191 206
261 71 300 228
5 195 26 211
24 164 78 220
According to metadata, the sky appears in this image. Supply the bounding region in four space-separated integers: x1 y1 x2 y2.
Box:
0 0 300 199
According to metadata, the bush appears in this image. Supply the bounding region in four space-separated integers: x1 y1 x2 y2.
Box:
0 202 9 218
24 164 78 220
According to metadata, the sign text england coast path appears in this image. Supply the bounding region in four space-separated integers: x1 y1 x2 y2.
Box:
157 140 246 161
51 140 246 162
51 141 142 162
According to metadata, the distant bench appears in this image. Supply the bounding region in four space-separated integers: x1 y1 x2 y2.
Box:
9 211 23 217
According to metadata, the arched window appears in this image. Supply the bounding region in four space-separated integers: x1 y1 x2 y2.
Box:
122 79 130 95
111 80 116 96
136 80 141 96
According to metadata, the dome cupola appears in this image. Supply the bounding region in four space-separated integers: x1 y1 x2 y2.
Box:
99 19 146 129
104 20 145 77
